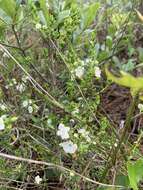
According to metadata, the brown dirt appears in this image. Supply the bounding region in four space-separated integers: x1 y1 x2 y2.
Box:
100 84 143 134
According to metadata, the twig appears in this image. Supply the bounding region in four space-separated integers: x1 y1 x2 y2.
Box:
0 152 124 188
0 44 83 122
0 44 65 110
101 92 139 181
12 24 49 83
49 38 101 126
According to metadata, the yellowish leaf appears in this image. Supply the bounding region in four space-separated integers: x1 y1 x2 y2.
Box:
135 9 143 22
105 65 143 99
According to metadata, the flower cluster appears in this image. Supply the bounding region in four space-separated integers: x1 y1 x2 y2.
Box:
73 59 101 79
75 66 85 79
57 123 77 154
22 99 38 114
35 23 48 30
5 78 17 89
16 83 26 93
78 128 91 142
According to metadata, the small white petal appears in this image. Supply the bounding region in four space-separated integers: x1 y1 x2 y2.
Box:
35 175 42 184
60 141 77 154
16 83 26 93
119 120 125 129
138 103 143 111
78 128 86 134
29 100 32 104
3 52 9 58
78 128 91 142
12 78 17 84
36 23 42 29
22 100 29 107
57 124 70 140
46 0 49 8
72 108 79 115
0 117 5 130
86 136 91 142
95 67 101 78
47 119 52 125
28 106 33 114
58 123 65 130
75 66 85 79
42 25 47 29
22 75 29 83
114 143 118 147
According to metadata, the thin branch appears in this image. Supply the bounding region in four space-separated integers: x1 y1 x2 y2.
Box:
0 152 124 188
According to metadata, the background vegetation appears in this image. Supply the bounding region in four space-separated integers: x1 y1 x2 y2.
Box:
0 0 143 189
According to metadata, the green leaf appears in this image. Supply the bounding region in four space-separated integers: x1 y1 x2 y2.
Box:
127 159 143 190
65 0 76 8
0 8 12 24
115 174 129 187
137 47 143 62
0 19 6 38
0 0 16 19
38 10 47 25
57 10 70 24
39 0 50 25
81 2 100 30
121 59 135 72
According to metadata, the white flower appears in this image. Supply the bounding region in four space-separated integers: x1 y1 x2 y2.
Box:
73 133 78 138
16 83 26 93
46 0 49 8
78 128 86 134
60 141 77 154
28 106 33 114
57 123 70 140
33 104 39 112
22 100 29 107
70 171 75 177
12 78 17 85
138 103 143 112
22 75 29 83
36 23 42 30
78 128 91 142
3 52 9 58
114 143 118 147
29 99 32 104
47 119 52 125
75 66 85 79
5 85 9 89
95 66 101 78
119 120 125 129
35 175 42 184
71 108 79 115
42 25 47 29
84 58 92 64
0 117 5 130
